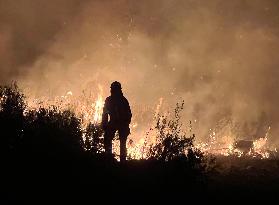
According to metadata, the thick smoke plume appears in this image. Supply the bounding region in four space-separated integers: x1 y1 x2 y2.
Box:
1 0 279 143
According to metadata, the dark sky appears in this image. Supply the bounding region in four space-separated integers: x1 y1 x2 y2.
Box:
1 0 279 143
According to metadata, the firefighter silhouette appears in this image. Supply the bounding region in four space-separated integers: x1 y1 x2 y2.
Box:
101 81 132 162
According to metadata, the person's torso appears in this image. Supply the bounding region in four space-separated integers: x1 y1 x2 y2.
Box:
106 95 130 124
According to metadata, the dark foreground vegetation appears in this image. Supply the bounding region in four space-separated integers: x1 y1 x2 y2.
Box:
1 84 279 203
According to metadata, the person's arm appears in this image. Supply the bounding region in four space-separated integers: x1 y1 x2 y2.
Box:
125 98 132 124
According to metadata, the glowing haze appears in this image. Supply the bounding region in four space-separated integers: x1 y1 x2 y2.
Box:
1 0 279 146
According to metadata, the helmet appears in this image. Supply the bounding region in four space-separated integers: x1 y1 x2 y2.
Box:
110 81 122 90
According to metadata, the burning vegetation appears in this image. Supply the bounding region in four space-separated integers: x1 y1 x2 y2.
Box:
19 83 277 160
2 83 279 202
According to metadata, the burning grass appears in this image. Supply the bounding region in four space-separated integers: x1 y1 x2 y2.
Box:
1 83 276 161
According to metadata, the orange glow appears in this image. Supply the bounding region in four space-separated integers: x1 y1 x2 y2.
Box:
22 90 276 160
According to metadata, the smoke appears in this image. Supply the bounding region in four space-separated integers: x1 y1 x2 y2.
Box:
1 0 279 143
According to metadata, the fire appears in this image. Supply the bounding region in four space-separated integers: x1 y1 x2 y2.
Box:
93 94 104 123
251 127 271 159
20 87 277 160
0 95 5 111
127 137 148 159
195 126 276 159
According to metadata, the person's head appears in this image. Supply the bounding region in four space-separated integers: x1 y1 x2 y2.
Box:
110 81 122 96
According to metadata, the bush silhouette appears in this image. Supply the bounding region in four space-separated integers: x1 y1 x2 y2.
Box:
147 102 205 164
0 84 84 161
22 107 83 160
84 122 104 154
0 83 25 157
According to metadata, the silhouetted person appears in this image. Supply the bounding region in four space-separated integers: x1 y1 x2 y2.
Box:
101 81 132 162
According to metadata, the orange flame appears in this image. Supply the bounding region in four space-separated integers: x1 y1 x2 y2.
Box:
20 87 277 160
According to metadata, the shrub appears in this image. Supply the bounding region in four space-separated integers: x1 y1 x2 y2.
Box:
84 122 104 154
0 83 25 156
22 107 83 159
146 101 209 175
147 102 193 160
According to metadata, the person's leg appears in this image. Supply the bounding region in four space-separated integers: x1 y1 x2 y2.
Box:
119 126 130 162
119 137 127 162
104 125 116 155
